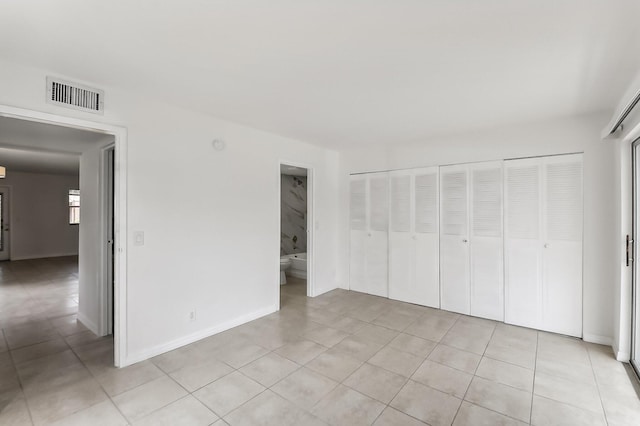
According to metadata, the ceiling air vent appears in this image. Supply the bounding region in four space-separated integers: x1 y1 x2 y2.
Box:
46 77 104 114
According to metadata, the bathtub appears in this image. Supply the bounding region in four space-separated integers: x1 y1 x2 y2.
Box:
285 253 307 279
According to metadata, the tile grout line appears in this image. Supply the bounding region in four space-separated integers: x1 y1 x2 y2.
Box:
528 330 539 425
8 345 37 426
279 301 415 423
4 271 636 425
448 320 498 424
10 325 73 426
69 338 134 425
585 344 610 425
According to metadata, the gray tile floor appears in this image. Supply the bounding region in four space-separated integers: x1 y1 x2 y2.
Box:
1 258 640 425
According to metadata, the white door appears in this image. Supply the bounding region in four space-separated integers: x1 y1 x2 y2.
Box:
505 158 543 329
349 172 389 297
366 173 389 297
389 171 413 303
414 169 440 307
469 162 504 321
0 187 9 261
389 168 439 307
440 164 470 314
541 154 583 337
504 154 583 336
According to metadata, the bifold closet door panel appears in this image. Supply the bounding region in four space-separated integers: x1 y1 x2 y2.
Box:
440 165 470 314
389 233 414 303
504 158 543 329
469 163 504 321
349 176 368 294
389 168 439 307
543 241 582 336
542 154 583 337
414 169 439 308
504 154 583 336
414 235 439 307
365 173 389 298
349 233 367 293
366 232 389 297
505 240 541 328
389 172 414 303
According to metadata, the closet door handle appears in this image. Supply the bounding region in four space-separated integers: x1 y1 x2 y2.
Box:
462 239 468 243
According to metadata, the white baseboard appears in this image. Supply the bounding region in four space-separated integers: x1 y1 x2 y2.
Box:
122 304 278 367
312 286 339 298
612 341 631 362
583 333 613 346
77 311 99 335
11 252 79 261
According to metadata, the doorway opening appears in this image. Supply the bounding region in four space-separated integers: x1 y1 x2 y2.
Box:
279 162 313 306
0 104 127 367
0 187 9 261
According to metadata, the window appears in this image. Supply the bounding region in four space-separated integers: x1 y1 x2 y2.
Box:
69 189 80 225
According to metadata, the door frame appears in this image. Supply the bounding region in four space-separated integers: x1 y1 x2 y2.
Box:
0 104 128 367
0 186 10 261
101 145 115 336
278 160 314 302
631 137 640 375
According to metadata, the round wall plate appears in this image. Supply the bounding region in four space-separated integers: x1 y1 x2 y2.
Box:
212 139 226 151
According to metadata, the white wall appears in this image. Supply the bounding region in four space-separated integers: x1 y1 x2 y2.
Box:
339 112 617 345
0 171 79 260
0 60 341 365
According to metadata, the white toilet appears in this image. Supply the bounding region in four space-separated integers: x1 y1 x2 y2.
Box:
279 257 291 285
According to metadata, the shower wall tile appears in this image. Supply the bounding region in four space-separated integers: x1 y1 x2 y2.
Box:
281 175 307 255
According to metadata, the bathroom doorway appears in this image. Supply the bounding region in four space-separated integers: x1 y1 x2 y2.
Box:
279 162 313 304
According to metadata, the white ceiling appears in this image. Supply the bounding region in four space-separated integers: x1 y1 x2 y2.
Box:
0 116 109 175
1 1 639 149
0 147 79 176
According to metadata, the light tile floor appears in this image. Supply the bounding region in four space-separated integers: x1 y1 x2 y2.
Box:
1 259 640 425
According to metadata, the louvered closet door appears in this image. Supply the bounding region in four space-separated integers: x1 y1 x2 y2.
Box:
349 175 368 294
414 168 440 307
440 164 470 314
505 158 543 329
365 173 389 297
542 154 583 337
470 162 504 321
389 171 414 303
388 167 439 307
